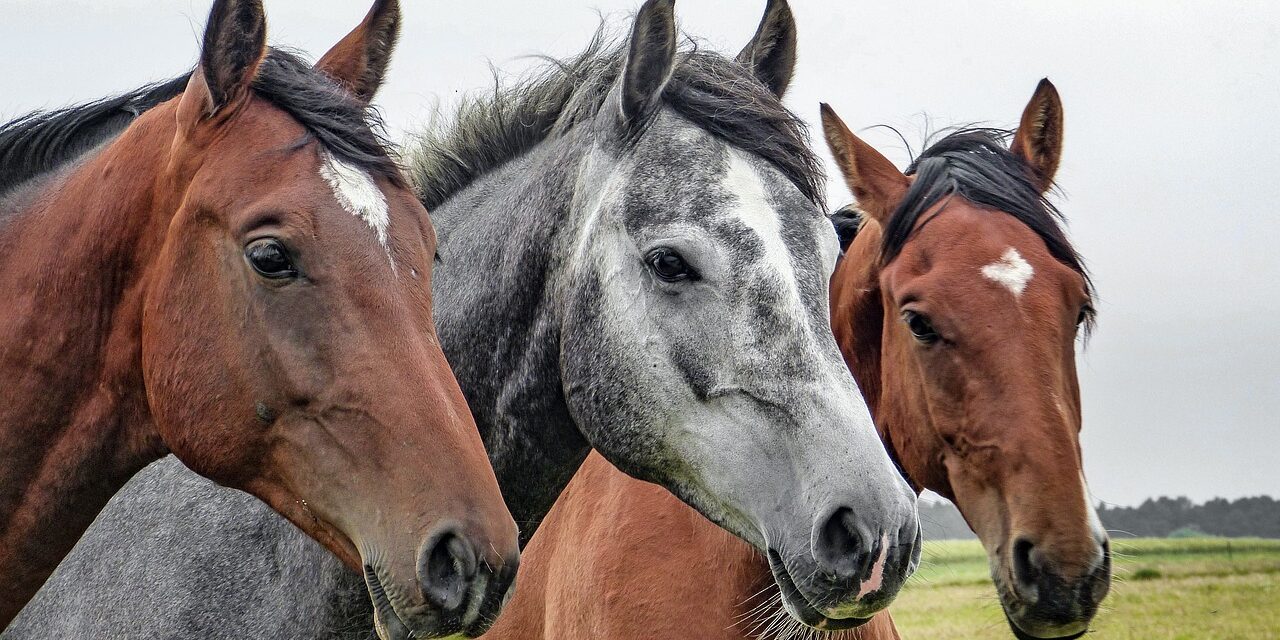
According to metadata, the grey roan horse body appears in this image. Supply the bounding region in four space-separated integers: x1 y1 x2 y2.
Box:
7 1 920 637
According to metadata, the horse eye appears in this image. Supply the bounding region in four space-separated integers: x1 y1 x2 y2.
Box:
903 311 940 345
646 248 698 283
245 238 297 280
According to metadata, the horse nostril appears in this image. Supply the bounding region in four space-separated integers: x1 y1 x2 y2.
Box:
1088 539 1113 604
1011 536 1042 600
418 531 477 613
897 517 922 575
815 507 866 579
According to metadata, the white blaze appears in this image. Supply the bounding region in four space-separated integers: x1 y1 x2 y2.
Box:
981 247 1034 297
723 149 805 321
319 150 392 263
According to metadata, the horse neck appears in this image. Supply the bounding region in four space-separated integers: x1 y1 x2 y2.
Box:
0 104 178 619
429 132 597 544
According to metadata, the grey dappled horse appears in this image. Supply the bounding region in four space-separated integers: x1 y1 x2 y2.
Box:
7 1 919 637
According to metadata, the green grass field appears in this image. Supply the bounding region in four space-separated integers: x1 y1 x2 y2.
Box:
893 538 1280 639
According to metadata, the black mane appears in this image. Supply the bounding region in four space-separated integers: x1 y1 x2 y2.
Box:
407 30 824 211
880 128 1094 322
0 48 401 198
831 203 863 254
0 76 188 196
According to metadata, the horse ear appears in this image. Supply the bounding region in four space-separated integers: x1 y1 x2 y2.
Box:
1011 78 1064 193
182 0 267 119
736 0 797 97
316 0 401 104
619 0 678 129
821 104 909 225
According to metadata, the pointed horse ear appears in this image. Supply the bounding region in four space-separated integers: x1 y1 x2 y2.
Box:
179 0 267 124
316 0 401 104
736 0 797 98
619 0 678 129
820 103 909 225
1011 78 1064 193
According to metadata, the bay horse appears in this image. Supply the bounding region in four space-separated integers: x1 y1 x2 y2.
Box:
0 1 520 638
7 1 921 637
477 81 1112 640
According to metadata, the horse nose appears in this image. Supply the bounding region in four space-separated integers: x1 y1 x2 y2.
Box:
1011 536 1042 603
813 504 919 603
418 529 478 613
814 507 870 580
1011 535 1111 611
1090 538 1113 603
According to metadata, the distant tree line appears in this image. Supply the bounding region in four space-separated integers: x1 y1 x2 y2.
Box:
919 495 1280 540
1098 495 1280 539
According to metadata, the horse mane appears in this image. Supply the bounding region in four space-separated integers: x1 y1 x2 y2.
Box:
0 48 402 199
880 127 1096 328
0 76 188 197
831 203 864 254
405 28 824 211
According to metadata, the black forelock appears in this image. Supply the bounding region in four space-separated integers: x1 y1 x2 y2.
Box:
830 203 863 254
879 128 1095 326
251 49 403 187
0 48 402 199
407 28 825 212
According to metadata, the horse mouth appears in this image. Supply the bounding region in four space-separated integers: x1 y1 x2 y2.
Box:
365 565 414 640
766 549 871 631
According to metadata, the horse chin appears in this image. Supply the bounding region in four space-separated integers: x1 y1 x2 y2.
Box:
767 549 872 632
1005 615 1089 640
366 564 415 640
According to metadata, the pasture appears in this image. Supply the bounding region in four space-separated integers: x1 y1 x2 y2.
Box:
894 538 1280 639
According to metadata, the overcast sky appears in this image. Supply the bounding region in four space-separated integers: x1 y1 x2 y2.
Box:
3 1 1277 508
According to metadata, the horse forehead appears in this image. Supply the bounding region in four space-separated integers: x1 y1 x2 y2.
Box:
719 150 825 266
623 117 823 273
901 207 1073 306
318 150 392 257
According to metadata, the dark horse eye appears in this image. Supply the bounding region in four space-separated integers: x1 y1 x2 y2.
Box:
903 311 940 345
646 247 698 283
245 238 297 279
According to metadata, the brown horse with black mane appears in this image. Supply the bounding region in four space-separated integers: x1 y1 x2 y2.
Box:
0 1 518 638
483 80 1109 640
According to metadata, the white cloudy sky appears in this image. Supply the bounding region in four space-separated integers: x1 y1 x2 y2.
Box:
3 0 1277 507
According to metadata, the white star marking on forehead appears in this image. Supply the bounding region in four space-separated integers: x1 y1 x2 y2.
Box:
319 149 392 264
981 247 1034 297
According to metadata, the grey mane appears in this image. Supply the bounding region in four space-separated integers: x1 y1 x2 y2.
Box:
407 28 824 211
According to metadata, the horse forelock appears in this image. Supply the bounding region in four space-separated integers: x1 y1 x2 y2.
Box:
406 26 824 213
